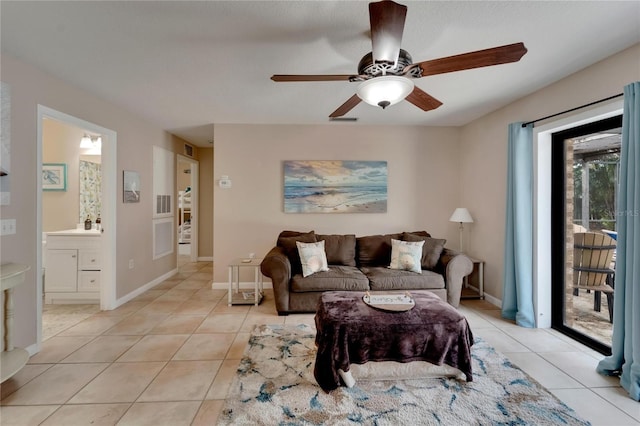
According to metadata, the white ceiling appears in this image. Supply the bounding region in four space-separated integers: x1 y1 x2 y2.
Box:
2 1 639 147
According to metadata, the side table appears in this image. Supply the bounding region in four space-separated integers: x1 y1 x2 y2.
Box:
228 258 263 306
461 257 484 300
1 263 31 383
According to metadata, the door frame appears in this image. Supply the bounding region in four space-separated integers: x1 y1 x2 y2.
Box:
36 105 117 348
177 154 199 262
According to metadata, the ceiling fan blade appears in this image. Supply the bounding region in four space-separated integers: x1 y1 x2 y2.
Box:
271 74 356 82
369 0 407 64
329 94 362 118
405 87 443 112
412 42 528 77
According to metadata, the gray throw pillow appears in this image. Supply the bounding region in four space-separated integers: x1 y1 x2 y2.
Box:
316 234 356 266
402 232 446 270
356 233 402 267
278 231 317 275
404 230 431 238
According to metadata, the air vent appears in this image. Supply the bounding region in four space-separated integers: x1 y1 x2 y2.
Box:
184 144 194 157
156 194 171 214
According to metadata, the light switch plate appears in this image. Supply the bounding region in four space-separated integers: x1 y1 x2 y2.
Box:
0 219 16 236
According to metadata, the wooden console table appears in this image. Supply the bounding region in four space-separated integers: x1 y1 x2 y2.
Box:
1 263 30 382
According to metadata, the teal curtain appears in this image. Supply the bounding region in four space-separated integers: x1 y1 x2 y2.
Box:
597 82 640 401
502 122 535 328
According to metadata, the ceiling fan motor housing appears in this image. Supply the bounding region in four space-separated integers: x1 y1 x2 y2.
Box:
358 49 421 78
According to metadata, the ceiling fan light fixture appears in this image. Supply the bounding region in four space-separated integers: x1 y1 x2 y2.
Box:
356 75 414 109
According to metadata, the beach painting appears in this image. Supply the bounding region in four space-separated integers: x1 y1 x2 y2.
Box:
284 160 387 213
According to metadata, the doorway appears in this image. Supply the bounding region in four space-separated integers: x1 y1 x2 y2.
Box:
36 106 117 348
177 155 199 264
550 115 622 355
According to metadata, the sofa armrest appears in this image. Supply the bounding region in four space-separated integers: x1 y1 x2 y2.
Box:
260 246 292 314
439 249 473 308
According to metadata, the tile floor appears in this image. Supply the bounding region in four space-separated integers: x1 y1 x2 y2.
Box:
2 260 638 425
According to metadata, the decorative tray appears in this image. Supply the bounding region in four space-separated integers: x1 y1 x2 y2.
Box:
363 292 415 312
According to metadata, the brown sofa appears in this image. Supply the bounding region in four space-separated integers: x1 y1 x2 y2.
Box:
260 230 473 315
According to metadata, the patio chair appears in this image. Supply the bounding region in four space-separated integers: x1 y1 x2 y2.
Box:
573 232 615 323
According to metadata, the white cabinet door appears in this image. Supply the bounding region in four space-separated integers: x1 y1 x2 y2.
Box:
45 249 78 292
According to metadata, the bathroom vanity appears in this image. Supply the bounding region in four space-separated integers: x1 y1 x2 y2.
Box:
45 229 101 304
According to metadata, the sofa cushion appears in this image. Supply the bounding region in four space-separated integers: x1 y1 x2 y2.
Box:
356 233 402 267
278 230 311 240
291 266 370 293
277 231 317 275
404 230 432 238
361 266 445 291
316 234 356 266
389 239 423 273
402 233 446 270
296 240 329 277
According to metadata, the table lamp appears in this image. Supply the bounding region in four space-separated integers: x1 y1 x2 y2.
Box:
449 208 474 252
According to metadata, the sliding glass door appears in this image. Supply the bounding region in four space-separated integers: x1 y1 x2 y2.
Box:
551 115 622 355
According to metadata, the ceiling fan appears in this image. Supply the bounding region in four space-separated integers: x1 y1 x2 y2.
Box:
271 0 527 118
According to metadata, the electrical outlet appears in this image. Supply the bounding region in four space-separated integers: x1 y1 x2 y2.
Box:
0 219 16 236
129 259 134 269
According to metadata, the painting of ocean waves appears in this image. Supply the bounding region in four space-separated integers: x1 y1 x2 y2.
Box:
284 161 387 213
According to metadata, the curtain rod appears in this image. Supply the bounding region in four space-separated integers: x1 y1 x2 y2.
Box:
522 93 623 128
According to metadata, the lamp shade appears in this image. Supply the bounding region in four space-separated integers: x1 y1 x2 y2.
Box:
357 75 414 109
449 208 474 223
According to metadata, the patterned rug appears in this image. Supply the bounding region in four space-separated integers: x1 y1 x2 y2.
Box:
219 324 591 425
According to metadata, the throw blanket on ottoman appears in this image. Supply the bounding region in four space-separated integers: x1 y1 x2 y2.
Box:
314 290 474 392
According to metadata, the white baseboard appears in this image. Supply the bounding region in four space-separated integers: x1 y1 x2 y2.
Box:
198 256 213 261
483 292 501 308
113 268 178 308
25 342 39 356
211 281 273 290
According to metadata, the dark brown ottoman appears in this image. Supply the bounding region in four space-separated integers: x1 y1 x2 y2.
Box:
314 290 474 392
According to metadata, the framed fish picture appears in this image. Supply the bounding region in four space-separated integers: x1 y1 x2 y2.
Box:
42 163 67 191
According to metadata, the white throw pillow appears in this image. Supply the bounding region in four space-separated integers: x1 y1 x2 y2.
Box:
296 240 329 277
389 239 423 273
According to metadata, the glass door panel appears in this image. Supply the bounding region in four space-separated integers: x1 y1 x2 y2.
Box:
551 115 622 354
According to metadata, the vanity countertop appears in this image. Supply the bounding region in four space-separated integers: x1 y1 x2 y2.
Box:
46 229 101 237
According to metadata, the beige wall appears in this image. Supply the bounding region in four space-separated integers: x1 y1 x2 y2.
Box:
459 43 640 301
213 124 462 283
42 118 83 231
198 148 214 258
0 53 179 349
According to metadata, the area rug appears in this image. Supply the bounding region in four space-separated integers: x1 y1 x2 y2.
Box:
218 324 590 425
